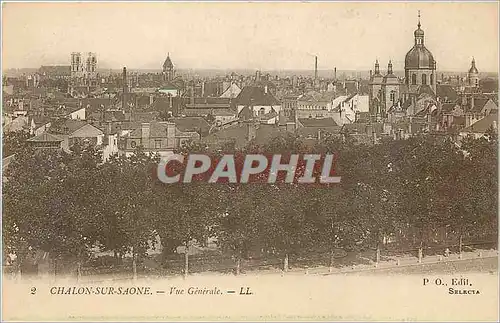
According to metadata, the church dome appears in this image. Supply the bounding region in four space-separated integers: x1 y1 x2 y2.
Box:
405 46 435 69
414 26 424 38
405 13 436 70
468 58 478 74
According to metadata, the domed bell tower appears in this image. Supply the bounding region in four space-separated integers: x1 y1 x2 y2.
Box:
467 58 479 87
404 11 437 95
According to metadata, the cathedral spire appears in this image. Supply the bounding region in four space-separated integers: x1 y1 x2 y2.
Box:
375 59 380 75
387 60 393 75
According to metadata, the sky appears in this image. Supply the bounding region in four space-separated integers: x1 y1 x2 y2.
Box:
2 2 499 72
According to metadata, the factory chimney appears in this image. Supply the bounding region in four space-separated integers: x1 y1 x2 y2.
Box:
314 56 318 80
122 67 127 111
334 67 337 82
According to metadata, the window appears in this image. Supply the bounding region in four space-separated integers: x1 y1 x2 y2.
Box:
430 74 434 85
130 141 137 148
259 108 265 115
422 74 427 85
390 91 396 102
155 140 161 149
412 74 417 85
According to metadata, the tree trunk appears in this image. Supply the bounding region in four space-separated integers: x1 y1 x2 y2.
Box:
236 257 241 275
329 249 334 273
16 255 22 281
459 234 463 259
418 242 423 264
132 248 137 281
184 244 189 279
76 261 82 282
54 258 57 281
283 254 289 273
376 245 381 264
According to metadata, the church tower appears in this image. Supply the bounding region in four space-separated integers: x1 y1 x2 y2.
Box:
369 59 384 116
467 57 479 87
382 60 400 114
163 53 175 82
71 52 84 78
404 12 437 94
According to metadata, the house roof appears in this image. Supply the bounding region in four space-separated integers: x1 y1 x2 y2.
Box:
342 122 384 134
203 123 248 148
203 122 288 148
258 110 278 121
441 102 459 113
70 123 104 138
344 81 358 95
220 83 242 98
299 91 321 101
159 82 178 91
415 103 439 117
298 126 341 137
461 113 498 134
298 118 339 127
184 97 232 109
27 132 63 142
38 65 71 77
236 86 280 106
417 84 436 97
31 115 52 126
131 111 159 122
171 117 211 134
479 78 499 94
436 84 458 102
49 119 88 134
213 110 237 116
129 122 175 138
470 97 492 113
151 97 177 113
453 116 465 126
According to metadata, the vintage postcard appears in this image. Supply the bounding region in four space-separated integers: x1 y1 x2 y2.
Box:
1 1 499 321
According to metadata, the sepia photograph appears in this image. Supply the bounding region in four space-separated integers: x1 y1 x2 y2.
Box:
1 1 499 321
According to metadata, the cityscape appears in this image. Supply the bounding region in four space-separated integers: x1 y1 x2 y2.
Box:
1 2 499 321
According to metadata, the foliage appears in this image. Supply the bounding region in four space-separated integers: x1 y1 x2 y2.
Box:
2 132 497 271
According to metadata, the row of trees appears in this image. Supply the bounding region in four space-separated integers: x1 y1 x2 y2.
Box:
2 130 497 276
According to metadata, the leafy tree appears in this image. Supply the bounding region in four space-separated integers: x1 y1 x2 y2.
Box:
2 131 30 157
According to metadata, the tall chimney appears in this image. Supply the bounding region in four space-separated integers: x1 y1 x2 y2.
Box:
122 67 127 111
314 56 318 80
334 67 337 81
